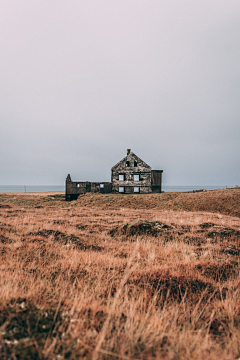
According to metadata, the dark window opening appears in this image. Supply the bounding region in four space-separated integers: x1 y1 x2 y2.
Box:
134 161 137 167
126 161 130 167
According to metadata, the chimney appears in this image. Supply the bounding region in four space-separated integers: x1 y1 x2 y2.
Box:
127 149 131 155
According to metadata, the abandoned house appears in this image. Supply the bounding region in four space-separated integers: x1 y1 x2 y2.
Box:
65 149 163 200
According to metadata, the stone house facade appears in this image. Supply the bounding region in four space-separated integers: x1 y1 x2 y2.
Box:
65 149 163 200
111 149 162 194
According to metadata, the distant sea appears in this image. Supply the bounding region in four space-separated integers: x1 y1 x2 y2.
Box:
0 185 233 193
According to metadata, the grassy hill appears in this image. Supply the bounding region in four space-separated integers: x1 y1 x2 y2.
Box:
1 188 240 217
73 188 240 217
0 189 240 359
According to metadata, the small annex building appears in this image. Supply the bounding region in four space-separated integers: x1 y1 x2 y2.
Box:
65 149 163 201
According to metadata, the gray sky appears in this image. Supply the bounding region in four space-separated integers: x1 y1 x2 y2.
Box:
0 0 240 186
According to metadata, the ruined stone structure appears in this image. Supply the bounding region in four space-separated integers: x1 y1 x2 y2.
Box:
65 175 112 201
111 149 163 194
65 149 163 200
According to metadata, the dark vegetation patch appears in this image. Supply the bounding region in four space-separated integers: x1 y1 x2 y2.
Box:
184 236 206 246
68 267 89 282
193 313 233 337
0 245 11 256
207 228 240 238
199 223 221 229
195 262 237 281
114 251 128 259
52 219 66 225
76 224 87 230
0 234 13 244
0 222 17 233
28 229 58 237
81 308 107 332
221 246 240 256
0 203 12 209
0 301 121 360
0 299 62 360
126 271 226 304
110 220 171 238
28 229 103 251
179 225 191 232
209 318 230 336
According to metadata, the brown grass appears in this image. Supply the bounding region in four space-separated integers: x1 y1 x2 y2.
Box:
0 189 240 359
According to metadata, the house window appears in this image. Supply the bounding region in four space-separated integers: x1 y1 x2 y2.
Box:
134 161 137 167
126 161 130 167
134 187 140 193
119 174 125 181
133 174 140 181
77 184 80 188
119 187 125 193
100 184 104 188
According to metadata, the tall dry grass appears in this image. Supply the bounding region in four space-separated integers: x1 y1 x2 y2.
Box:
0 191 240 359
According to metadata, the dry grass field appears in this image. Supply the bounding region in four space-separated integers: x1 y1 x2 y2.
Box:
0 189 240 359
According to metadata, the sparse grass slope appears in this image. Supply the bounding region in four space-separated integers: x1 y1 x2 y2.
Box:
1 188 239 217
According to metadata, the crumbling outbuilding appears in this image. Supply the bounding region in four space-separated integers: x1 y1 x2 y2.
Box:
65 149 163 200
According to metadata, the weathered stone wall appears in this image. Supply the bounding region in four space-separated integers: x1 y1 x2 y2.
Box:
65 181 112 200
66 181 87 196
111 151 152 193
90 182 112 194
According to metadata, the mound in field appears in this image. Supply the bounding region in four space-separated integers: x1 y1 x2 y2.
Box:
110 219 171 237
27 229 103 251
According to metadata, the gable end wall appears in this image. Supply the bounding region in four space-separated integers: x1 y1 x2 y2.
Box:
111 152 152 193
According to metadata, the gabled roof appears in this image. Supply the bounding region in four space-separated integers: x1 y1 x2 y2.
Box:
111 152 152 170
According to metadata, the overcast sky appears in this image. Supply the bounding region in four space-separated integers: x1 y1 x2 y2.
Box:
0 0 239 186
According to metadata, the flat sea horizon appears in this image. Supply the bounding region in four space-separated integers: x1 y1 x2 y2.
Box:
0 185 234 193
